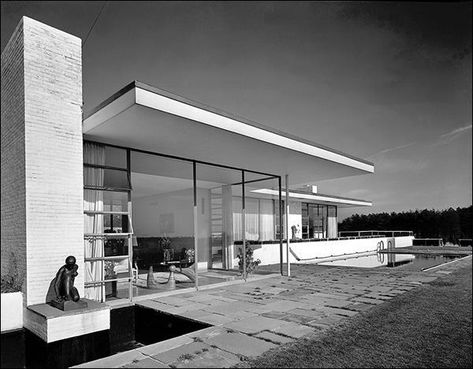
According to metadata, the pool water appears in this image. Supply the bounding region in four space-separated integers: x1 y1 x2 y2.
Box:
1 305 210 368
318 253 466 270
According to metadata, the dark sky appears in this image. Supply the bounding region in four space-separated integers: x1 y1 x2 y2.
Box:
1 1 471 218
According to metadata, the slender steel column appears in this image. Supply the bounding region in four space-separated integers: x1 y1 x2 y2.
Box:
242 170 246 280
193 162 199 290
278 176 283 275
127 148 133 301
285 174 290 277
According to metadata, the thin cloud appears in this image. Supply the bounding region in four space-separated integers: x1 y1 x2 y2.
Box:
367 142 415 159
440 124 472 139
433 123 472 146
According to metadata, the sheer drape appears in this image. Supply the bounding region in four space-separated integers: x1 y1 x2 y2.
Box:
259 199 275 241
327 216 338 238
233 197 276 241
245 198 259 241
232 197 242 241
83 142 105 301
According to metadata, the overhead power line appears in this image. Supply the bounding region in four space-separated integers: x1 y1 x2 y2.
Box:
83 1 107 48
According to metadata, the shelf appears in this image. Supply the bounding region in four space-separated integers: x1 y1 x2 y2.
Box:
84 233 132 238
84 277 131 286
84 185 131 192
84 210 129 215
85 255 129 262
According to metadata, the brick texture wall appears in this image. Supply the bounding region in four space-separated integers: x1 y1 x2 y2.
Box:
1 17 84 306
1 20 26 294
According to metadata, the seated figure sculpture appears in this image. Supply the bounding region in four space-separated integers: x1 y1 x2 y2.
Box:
49 256 87 311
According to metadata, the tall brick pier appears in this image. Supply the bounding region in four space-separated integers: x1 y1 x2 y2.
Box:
1 16 84 306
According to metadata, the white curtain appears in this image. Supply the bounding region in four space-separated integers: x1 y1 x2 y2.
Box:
232 197 276 241
245 198 259 241
83 142 105 301
327 216 338 238
232 197 242 241
259 199 275 241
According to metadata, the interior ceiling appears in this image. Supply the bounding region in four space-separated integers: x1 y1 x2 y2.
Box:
84 104 369 186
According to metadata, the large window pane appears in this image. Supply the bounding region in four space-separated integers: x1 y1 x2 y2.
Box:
244 175 280 242
196 164 242 271
131 152 194 297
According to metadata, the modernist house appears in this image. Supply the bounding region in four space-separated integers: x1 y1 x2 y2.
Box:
2 17 416 346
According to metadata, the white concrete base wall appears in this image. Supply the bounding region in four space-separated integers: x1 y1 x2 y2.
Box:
253 236 414 265
0 292 23 332
24 300 110 343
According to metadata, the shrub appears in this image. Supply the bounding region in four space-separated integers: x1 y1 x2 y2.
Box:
1 252 24 293
237 241 261 276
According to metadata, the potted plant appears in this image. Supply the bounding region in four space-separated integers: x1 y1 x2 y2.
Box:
104 261 117 298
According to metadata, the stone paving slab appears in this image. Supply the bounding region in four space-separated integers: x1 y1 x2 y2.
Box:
79 257 472 368
170 346 242 368
74 349 148 368
195 313 236 326
223 315 290 334
270 322 314 338
259 299 307 312
205 331 277 358
254 331 295 345
120 357 169 368
152 342 210 364
136 335 195 357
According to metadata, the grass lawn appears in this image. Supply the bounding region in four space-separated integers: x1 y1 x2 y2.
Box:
238 262 472 368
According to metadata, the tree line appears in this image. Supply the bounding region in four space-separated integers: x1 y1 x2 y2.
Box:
339 206 472 243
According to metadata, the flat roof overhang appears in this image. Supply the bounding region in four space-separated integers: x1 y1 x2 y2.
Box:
83 81 374 185
250 189 372 208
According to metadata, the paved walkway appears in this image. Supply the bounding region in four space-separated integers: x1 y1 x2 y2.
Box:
76 255 472 368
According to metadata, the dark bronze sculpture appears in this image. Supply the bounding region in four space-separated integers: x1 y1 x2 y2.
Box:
49 256 87 311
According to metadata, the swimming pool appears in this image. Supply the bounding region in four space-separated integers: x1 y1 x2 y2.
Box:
317 253 466 270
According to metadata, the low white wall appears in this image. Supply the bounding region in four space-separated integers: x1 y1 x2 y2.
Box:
253 236 414 265
1 292 23 332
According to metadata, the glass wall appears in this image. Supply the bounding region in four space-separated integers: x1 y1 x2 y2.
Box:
130 151 195 296
241 174 281 243
301 203 338 240
195 164 243 272
83 141 283 301
83 143 131 302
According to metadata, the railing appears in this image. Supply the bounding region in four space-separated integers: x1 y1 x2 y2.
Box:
338 230 414 237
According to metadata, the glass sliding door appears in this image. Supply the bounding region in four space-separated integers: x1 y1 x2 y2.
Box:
130 151 195 296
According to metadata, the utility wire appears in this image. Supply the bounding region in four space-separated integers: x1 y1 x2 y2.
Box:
83 1 107 48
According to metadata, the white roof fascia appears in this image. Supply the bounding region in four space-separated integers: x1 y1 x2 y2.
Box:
135 88 374 173
83 84 374 174
251 189 372 207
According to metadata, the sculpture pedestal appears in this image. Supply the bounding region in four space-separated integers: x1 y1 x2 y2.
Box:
24 299 110 343
49 299 88 311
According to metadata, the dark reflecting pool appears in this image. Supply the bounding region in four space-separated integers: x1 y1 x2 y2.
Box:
1 305 210 368
318 253 467 270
